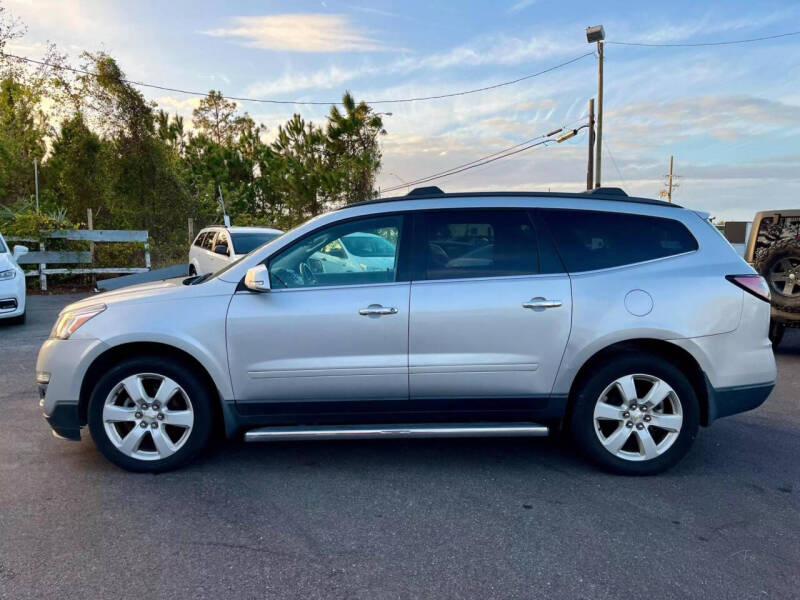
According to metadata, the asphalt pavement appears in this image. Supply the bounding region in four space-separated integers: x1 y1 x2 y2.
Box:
1 294 798 599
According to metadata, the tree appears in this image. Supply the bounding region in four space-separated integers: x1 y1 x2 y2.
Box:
192 90 240 145
0 77 47 204
42 112 108 223
324 91 385 205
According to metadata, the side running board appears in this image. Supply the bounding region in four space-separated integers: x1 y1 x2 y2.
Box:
244 422 549 442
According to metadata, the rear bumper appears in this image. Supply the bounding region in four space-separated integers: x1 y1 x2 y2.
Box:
43 402 81 441
705 380 774 425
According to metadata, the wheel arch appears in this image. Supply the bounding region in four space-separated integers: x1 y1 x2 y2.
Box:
78 341 228 435
564 338 711 427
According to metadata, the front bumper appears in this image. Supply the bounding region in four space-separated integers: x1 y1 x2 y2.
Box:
36 337 108 441
43 402 81 441
0 289 24 319
705 380 774 425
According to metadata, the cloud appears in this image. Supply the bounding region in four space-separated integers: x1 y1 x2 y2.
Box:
508 0 538 14
244 65 362 96
202 14 389 53
618 8 799 44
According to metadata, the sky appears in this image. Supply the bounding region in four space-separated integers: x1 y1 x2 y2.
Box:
4 0 800 220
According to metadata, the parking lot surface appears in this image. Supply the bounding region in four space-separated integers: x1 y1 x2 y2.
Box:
1 294 798 599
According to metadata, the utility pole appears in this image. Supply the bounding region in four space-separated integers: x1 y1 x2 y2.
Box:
595 40 603 188
659 155 680 202
586 25 605 188
34 157 40 213
586 98 595 190
667 155 674 202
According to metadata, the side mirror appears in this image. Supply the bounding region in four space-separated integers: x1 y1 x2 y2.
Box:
12 245 29 259
244 264 271 293
214 244 229 256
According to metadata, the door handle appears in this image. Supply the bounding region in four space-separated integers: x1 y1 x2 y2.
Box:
359 305 399 316
522 297 563 310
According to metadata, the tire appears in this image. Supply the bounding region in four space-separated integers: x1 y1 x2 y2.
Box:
570 353 700 475
188 264 197 276
769 320 786 348
87 356 214 472
754 239 800 312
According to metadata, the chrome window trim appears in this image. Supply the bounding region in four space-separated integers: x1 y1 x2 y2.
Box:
236 280 410 294
565 249 699 276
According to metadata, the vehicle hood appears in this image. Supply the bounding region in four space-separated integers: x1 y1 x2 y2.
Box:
63 276 201 313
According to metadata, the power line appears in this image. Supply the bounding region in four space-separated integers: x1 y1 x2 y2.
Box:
0 50 594 106
607 29 800 47
603 141 627 187
381 119 587 194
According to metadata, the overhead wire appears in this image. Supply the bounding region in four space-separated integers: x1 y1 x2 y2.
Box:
380 117 588 194
607 30 800 47
0 50 595 106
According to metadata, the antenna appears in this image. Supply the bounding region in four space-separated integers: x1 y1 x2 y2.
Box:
218 185 231 227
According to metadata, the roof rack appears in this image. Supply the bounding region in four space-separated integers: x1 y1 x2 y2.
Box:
347 188 678 209
406 186 444 196
584 187 628 197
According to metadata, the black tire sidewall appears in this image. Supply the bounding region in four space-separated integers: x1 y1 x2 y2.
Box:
87 356 214 473
570 353 700 475
755 240 800 311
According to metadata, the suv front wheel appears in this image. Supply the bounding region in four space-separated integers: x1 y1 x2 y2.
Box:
570 354 700 475
87 356 214 472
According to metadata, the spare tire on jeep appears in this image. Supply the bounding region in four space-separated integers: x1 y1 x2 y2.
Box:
754 238 800 312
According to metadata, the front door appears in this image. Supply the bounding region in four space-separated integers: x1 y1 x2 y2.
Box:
409 209 572 402
226 214 410 409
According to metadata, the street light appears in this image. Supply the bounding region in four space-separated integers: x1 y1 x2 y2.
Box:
586 24 604 188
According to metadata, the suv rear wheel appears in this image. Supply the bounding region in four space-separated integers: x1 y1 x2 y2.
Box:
570 353 700 475
755 239 800 312
87 356 213 472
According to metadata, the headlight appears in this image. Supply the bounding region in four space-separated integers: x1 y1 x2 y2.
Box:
50 304 106 340
0 269 15 280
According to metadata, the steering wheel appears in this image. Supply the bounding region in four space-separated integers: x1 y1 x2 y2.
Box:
299 261 317 285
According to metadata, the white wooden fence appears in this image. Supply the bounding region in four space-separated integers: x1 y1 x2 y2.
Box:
7 229 150 291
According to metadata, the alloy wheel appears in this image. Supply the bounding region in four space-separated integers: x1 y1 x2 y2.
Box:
593 374 683 462
102 373 194 461
769 257 800 297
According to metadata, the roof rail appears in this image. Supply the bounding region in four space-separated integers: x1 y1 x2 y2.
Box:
407 186 444 197
584 187 628 197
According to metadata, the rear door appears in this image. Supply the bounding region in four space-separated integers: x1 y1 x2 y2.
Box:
408 208 572 403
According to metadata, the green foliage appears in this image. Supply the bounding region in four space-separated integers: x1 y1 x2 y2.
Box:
0 9 386 273
0 201 78 240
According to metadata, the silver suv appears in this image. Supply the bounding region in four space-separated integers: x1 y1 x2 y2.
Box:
36 188 777 475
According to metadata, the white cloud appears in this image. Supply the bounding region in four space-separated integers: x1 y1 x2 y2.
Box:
244 65 362 96
202 14 389 53
508 0 538 14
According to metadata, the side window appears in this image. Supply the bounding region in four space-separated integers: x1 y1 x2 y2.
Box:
269 215 403 289
421 210 538 280
215 231 230 253
320 239 347 259
194 233 206 247
202 232 216 251
540 209 698 272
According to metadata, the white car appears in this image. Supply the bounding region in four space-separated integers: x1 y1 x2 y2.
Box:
189 226 282 276
309 232 396 275
0 232 28 325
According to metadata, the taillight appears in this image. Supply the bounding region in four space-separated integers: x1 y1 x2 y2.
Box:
726 275 771 303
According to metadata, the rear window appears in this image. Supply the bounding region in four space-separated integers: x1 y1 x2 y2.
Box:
231 232 281 255
541 209 698 272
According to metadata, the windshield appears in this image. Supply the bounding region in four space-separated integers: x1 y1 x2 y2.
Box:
341 234 396 257
0 237 6 253
231 231 282 254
